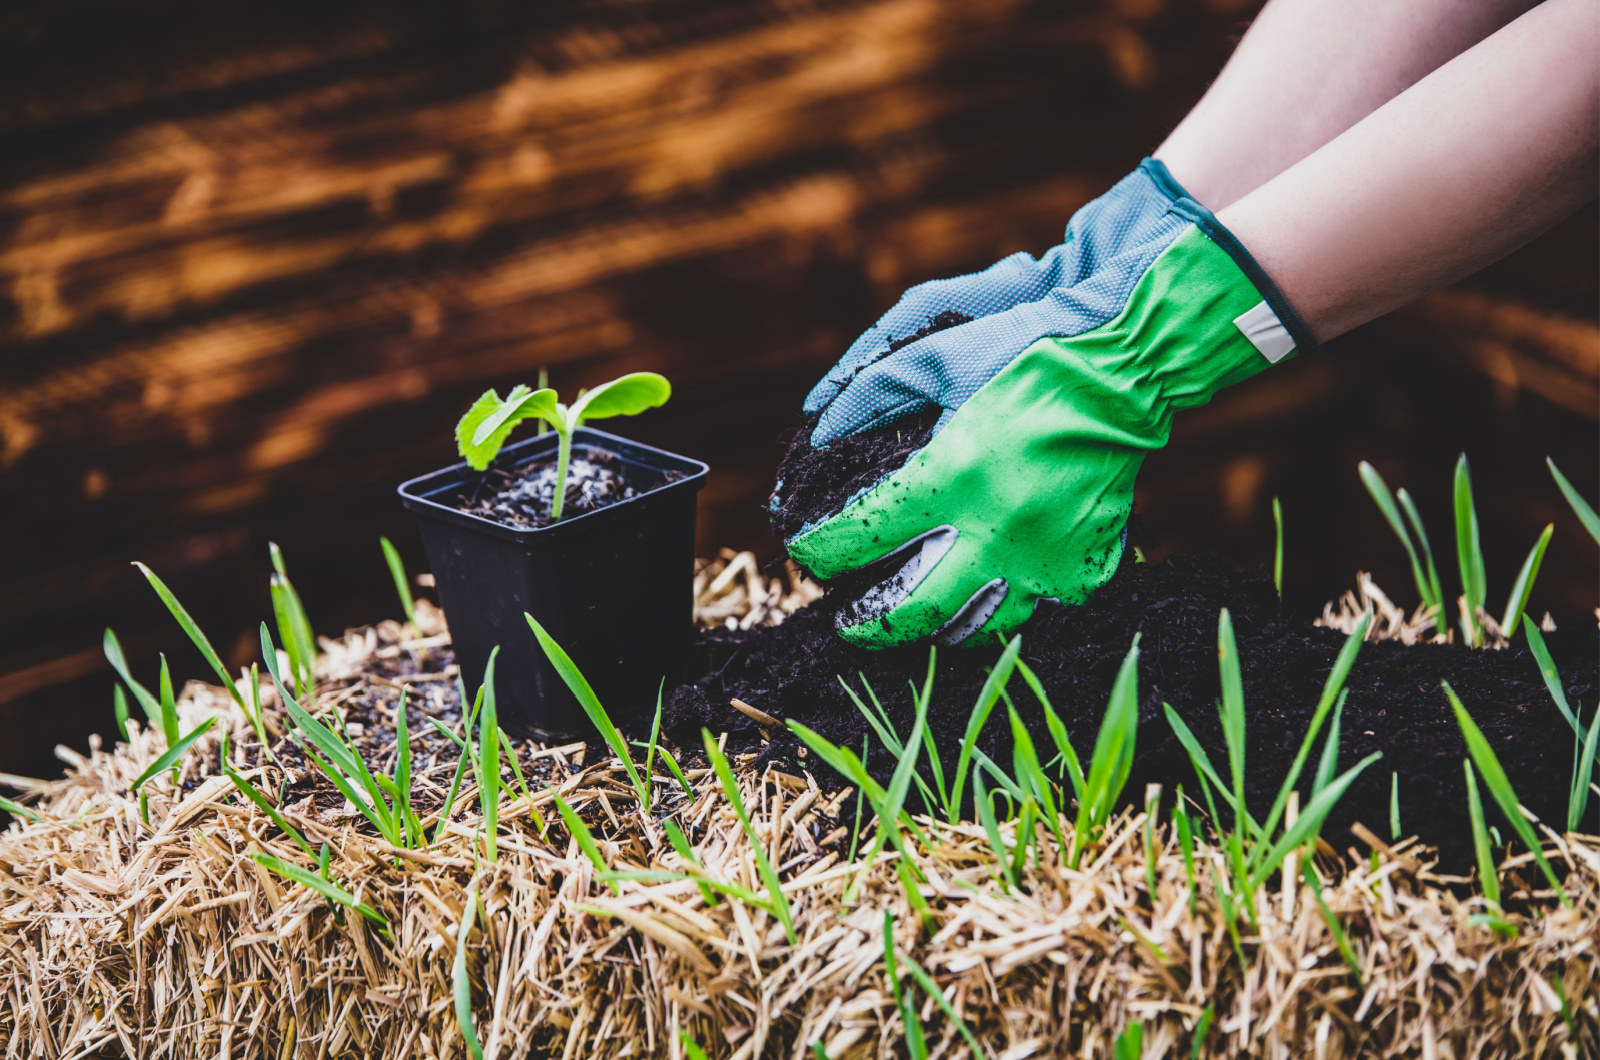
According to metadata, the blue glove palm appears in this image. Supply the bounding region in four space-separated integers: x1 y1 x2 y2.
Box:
803 159 1197 433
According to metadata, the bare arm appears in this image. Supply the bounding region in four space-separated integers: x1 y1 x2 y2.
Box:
1218 0 1599 344
1156 0 1538 210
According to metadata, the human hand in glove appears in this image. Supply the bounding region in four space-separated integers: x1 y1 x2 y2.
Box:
803 160 1198 424
785 189 1315 649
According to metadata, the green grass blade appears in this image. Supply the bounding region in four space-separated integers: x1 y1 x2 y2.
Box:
1005 693 1066 854
1078 635 1141 858
270 576 310 699
1547 457 1600 545
433 681 483 843
1396 489 1446 617
663 820 717 905
841 675 902 756
1190 1006 1214 1060
112 685 130 742
1312 691 1348 801
899 949 991 1060
379 537 418 626
1163 705 1252 830
1301 861 1362 984
526 615 648 806
268 544 317 694
223 763 314 857
1258 613 1369 844
103 628 161 724
251 852 389 933
1445 682 1568 906
498 729 546 838
0 794 40 822
645 681 664 807
702 729 796 943
1570 707 1600 833
477 649 500 862
1272 496 1284 602
134 562 246 710
1464 759 1500 908
1173 788 1197 915
974 770 1015 890
452 887 485 1060
1143 784 1160 902
132 717 217 792
394 689 421 847
1015 657 1085 802
1217 612 1246 813
677 1031 711 1060
1523 623 1578 734
156 655 181 749
1359 462 1433 607
1500 524 1552 637
950 636 1022 824
1454 455 1486 645
1389 772 1402 840
654 744 697 803
1247 751 1382 894
913 650 948 816
1114 1021 1143 1060
552 790 613 890
883 911 929 1060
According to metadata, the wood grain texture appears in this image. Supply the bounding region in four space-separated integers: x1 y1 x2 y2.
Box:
0 0 1593 780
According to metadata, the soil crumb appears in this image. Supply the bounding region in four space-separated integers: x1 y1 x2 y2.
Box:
769 309 972 541
662 553 1597 871
453 446 681 530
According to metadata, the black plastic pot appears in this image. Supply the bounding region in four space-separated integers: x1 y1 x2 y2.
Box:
398 427 708 739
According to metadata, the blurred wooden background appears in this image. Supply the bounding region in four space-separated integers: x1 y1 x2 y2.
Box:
2 0 1595 781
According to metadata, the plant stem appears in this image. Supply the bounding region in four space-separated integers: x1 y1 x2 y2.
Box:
550 426 573 522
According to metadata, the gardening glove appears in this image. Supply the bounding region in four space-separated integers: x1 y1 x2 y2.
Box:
786 195 1317 649
803 158 1199 424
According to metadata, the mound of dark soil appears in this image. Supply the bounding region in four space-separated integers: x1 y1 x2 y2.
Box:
452 446 682 530
662 553 1597 871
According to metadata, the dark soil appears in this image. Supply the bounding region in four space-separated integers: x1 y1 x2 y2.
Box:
769 309 969 541
453 446 682 530
661 553 1598 871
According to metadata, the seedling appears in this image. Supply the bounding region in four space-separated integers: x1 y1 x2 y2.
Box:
527 615 650 806
1272 496 1284 602
452 884 486 1060
267 545 316 698
1444 681 1569 907
250 852 391 939
1113 1021 1142 1060
379 537 418 627
0 794 39 823
1389 773 1402 841
456 372 671 521
131 716 218 794
1301 860 1362 983
702 729 797 943
552 790 613 891
1547 457 1600 545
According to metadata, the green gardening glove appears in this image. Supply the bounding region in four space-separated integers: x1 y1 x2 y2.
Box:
786 204 1316 648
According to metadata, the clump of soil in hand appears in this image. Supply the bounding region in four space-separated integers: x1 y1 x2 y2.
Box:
661 553 1596 871
769 309 972 542
454 446 681 529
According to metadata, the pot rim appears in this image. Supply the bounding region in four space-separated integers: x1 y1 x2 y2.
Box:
398 426 708 545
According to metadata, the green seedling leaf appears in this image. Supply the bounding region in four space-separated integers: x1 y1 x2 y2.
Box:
1114 1021 1143 1060
1312 692 1348 801
899 946 991 1060
498 729 547 838
1302 861 1362 984
452 886 486 1060
527 615 649 806
457 385 559 471
1173 788 1197 915
702 729 796 943
393 688 423 848
132 716 217 792
1524 623 1579 735
1500 524 1552 637
663 820 717 905
567 372 671 424
787 722 930 847
1190 1006 1214 1060
1143 783 1161 902
379 537 417 626
1359 462 1437 609
950 635 1022 823
268 543 317 696
1570 706 1600 833
1272 496 1284 602
477 649 500 862
157 655 181 754
974 770 1015 890
1074 635 1140 866
1464 758 1500 909
433 680 483 843
1004 691 1066 855
250 852 390 935
883 911 929 1060
104 628 160 724
0 795 40 822
677 1031 712 1060
1218 612 1246 809
1454 454 1487 645
1015 656 1085 802
1395 488 1446 621
133 562 246 710
644 680 665 806
1445 682 1568 906
1247 751 1381 894
1389 772 1402 841
552 790 613 891
223 763 314 857
1547 457 1600 545
112 685 130 742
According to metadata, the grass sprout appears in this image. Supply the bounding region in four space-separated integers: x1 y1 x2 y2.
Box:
131 716 217 793
949 636 1023 824
1359 461 1444 623
553 790 613 891
134 562 248 712
0 795 40 822
112 685 129 742
1113 1021 1142 1060
1547 457 1600 545
1272 496 1284 602
452 884 486 1060
1445 681 1569 907
477 650 500 861
267 546 317 699
1301 860 1362 983
1390 773 1402 840
379 537 418 627
527 615 649 807
702 728 797 944
250 852 391 939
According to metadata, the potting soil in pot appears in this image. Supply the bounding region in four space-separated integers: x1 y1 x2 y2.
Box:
663 552 1597 872
453 445 684 529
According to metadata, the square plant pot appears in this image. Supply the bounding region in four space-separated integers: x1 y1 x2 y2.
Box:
398 427 708 739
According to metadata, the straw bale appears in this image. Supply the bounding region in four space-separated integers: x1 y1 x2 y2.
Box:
0 580 1594 1058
